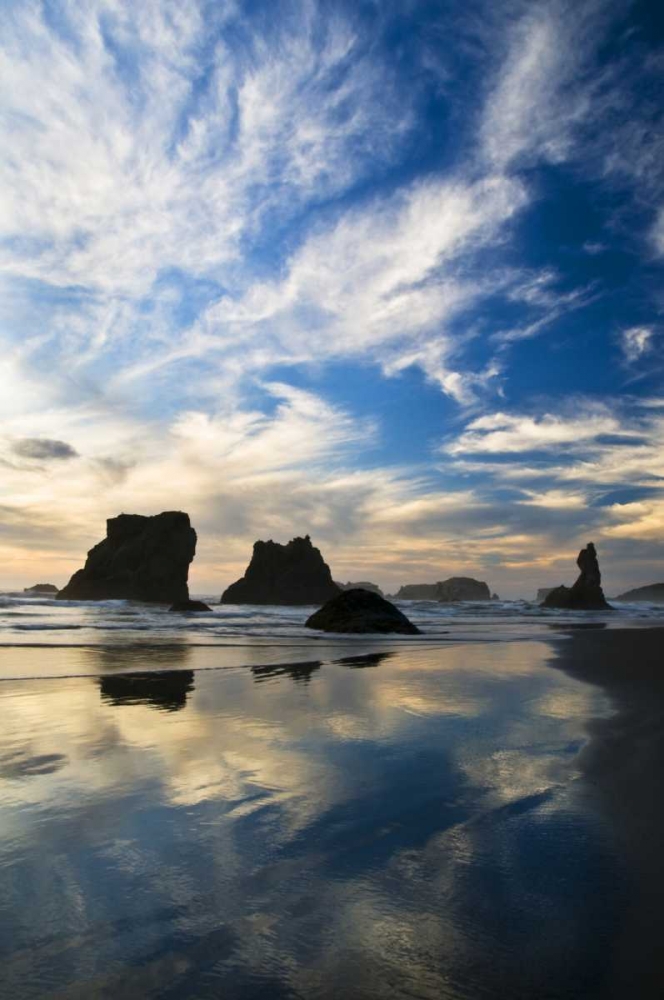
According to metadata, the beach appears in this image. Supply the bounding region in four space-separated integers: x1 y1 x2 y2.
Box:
0 603 662 998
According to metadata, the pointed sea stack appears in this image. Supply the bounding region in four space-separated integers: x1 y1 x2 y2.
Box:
57 512 197 603
305 588 420 634
541 542 612 610
221 535 340 605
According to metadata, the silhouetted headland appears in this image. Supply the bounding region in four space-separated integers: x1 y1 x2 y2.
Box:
542 542 612 610
305 588 420 634
615 583 664 604
23 583 59 594
220 534 340 605
57 511 196 603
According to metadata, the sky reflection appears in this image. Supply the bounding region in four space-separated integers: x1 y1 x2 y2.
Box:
0 641 622 998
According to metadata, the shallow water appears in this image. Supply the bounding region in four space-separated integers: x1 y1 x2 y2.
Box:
0 637 629 999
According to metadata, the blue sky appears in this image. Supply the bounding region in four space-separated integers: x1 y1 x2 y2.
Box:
1 0 663 596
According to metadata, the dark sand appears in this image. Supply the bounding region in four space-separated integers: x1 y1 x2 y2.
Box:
551 627 664 999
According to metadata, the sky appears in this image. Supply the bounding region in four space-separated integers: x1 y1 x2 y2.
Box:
0 0 663 598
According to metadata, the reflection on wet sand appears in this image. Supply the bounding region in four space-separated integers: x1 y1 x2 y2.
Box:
99 670 195 711
250 659 322 684
0 638 629 999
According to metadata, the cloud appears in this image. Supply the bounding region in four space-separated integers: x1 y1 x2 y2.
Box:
444 408 621 455
11 438 79 462
621 326 654 365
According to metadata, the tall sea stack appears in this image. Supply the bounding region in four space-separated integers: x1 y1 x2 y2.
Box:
221 535 340 605
57 512 197 603
541 542 612 610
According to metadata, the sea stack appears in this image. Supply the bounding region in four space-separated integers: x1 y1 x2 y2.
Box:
393 577 491 602
57 512 197 603
541 542 612 610
305 588 420 634
221 535 340 605
24 583 58 594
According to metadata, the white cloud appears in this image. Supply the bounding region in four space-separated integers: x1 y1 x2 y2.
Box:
445 408 621 455
621 326 654 364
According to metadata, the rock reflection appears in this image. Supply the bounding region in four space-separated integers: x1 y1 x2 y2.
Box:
99 670 195 711
335 651 394 669
251 659 322 684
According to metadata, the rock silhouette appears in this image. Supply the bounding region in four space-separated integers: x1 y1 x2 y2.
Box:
305 588 420 634
541 543 612 610
393 577 491 602
615 583 664 604
170 599 212 612
57 512 196 603
24 583 58 594
221 535 340 605
536 587 555 602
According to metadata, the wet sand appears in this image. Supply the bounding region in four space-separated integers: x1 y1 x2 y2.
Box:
551 627 664 999
0 629 662 998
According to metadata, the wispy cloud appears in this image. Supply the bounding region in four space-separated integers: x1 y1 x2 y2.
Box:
621 326 654 364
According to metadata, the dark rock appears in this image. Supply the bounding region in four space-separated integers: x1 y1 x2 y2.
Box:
491 592 500 601
536 587 555 602
170 599 212 612
392 583 438 600
336 580 384 596
305 588 420 634
393 577 491 602
435 577 491 602
24 583 58 594
221 535 340 605
57 511 196 603
541 543 612 610
615 583 664 604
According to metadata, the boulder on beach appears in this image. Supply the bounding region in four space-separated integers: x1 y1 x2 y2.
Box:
615 583 664 604
541 543 612 610
221 535 340 605
57 511 197 603
393 577 491 602
305 588 420 634
24 583 58 594
170 599 212 612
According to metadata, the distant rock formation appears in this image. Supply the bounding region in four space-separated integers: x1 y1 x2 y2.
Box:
336 580 384 597
491 592 500 601
305 588 420 634
221 535 340 605
57 512 196 603
391 583 438 600
541 543 612 610
24 583 58 594
393 577 491 602
615 583 664 604
436 577 491 602
536 588 555 602
170 599 212 612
